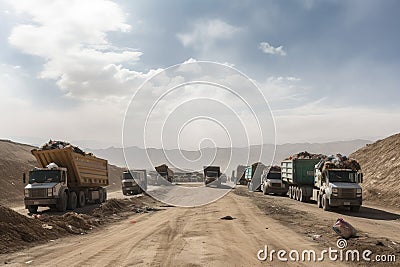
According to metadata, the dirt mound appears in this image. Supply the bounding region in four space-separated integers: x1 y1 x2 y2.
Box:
350 133 400 208
0 205 65 254
0 195 161 254
0 140 36 206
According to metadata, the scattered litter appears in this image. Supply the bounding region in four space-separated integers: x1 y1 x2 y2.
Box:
130 220 137 224
220 215 235 220
376 241 385 246
41 223 53 230
25 260 33 264
133 206 160 213
333 218 356 238
312 234 322 240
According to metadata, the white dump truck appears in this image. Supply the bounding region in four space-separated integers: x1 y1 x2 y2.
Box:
23 143 108 213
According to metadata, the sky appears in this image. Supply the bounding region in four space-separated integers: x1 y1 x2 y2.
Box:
0 0 399 149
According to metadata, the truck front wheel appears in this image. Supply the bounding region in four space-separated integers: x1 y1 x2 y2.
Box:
317 193 322 208
262 184 268 195
322 194 330 211
56 191 68 212
67 192 77 210
27 205 38 214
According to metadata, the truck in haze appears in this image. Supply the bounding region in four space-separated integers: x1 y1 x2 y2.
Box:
235 165 248 185
260 165 288 196
204 166 221 187
122 169 147 195
246 162 265 192
155 164 174 185
281 155 363 211
24 145 108 213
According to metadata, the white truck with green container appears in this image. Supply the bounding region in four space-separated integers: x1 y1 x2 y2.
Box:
281 154 363 212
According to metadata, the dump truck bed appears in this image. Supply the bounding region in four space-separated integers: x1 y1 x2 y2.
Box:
281 158 320 186
31 147 109 188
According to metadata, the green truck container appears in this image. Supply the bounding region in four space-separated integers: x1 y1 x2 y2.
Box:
281 159 320 186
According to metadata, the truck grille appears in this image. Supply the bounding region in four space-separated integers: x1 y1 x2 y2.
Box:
29 188 47 198
271 183 281 187
339 188 356 198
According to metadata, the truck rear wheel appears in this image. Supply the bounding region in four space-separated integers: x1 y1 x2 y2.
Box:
78 191 86 208
296 187 300 201
350 205 361 212
67 192 77 210
27 205 38 214
56 191 68 212
322 194 330 211
299 188 307 202
98 189 104 203
103 189 107 202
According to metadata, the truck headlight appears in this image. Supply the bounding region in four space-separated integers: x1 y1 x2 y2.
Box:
356 188 362 196
47 188 53 196
24 189 29 197
332 188 338 193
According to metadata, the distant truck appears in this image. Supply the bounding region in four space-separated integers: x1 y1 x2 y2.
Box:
236 165 248 185
121 169 147 195
23 146 108 213
204 166 221 187
155 164 174 185
260 166 288 196
246 162 265 192
281 156 363 212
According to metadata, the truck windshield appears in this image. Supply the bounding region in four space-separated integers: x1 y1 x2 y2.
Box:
29 170 61 183
158 172 167 177
328 171 356 183
123 172 135 180
206 171 219 178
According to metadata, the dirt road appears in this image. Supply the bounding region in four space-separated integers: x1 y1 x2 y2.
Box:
2 186 399 266
1 188 349 267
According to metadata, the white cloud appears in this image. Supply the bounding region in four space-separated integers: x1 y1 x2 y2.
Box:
259 42 287 56
177 19 239 49
7 0 156 100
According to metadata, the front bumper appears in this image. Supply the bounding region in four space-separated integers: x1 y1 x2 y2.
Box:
205 178 217 184
24 197 57 207
329 197 362 207
266 186 288 193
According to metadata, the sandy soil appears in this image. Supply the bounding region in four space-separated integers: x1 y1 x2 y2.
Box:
1 186 399 266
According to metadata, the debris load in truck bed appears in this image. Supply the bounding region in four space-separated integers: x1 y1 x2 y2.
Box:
39 140 90 156
285 151 326 160
317 154 361 171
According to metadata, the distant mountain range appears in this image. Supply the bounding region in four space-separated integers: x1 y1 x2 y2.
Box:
87 139 371 174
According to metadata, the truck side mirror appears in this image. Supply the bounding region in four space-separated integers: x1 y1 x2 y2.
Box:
23 173 26 184
358 173 363 183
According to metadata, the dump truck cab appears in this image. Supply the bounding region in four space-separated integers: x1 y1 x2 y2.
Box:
24 165 68 213
122 169 147 195
314 165 363 212
204 166 221 187
261 166 288 196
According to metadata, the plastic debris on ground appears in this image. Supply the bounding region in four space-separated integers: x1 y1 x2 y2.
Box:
333 218 357 239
